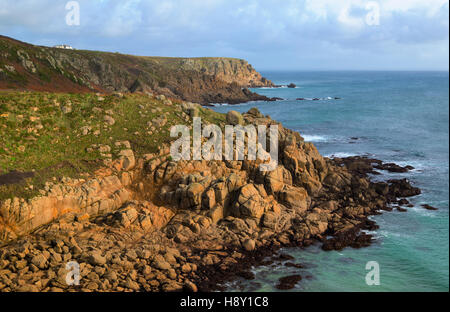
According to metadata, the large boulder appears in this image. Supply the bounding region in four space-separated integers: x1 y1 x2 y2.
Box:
226 110 244 126
261 211 278 229
232 184 268 219
186 183 205 210
247 107 264 118
261 166 292 195
279 185 309 212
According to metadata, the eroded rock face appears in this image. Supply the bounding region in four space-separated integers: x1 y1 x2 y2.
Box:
178 58 274 88
0 175 130 241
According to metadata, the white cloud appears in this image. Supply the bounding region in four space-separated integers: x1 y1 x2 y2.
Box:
0 0 447 70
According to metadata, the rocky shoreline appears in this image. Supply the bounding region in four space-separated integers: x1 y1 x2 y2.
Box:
0 106 429 292
188 157 422 291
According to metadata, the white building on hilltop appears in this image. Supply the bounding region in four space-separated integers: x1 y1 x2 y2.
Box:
54 44 74 50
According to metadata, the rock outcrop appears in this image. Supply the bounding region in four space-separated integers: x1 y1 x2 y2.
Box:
0 104 424 292
176 58 274 88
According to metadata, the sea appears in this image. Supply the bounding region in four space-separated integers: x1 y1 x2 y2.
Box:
212 71 449 292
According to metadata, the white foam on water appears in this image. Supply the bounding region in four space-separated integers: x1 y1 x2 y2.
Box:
323 152 360 158
378 230 412 239
389 160 428 172
364 230 384 240
408 205 439 218
302 134 329 142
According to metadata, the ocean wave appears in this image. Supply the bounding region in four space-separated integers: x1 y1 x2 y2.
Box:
256 86 288 89
387 160 428 172
296 97 341 101
377 230 412 239
212 102 253 107
302 134 329 142
408 205 439 218
323 152 361 158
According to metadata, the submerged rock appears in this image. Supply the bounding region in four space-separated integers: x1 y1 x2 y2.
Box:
421 204 438 211
276 275 302 290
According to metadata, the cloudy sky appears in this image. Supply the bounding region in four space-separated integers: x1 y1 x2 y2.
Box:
0 0 448 70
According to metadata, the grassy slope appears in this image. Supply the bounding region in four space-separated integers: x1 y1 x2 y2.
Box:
0 36 93 92
0 35 250 93
0 91 225 201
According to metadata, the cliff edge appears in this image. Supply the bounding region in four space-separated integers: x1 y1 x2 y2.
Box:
0 36 274 104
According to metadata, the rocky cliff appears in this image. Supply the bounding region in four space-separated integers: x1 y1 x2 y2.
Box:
0 36 274 104
176 57 274 87
0 90 424 292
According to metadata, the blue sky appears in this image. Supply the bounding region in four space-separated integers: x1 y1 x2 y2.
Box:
0 0 448 70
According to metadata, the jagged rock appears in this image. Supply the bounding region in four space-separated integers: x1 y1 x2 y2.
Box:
119 149 136 171
262 166 292 195
232 184 268 219
279 185 309 212
31 254 47 269
88 251 106 266
261 211 278 229
387 179 421 197
202 187 216 210
152 255 171 270
185 183 205 210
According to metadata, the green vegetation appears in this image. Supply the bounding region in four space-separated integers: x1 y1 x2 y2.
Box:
0 91 225 201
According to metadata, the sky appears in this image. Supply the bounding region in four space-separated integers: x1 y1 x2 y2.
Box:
0 0 448 71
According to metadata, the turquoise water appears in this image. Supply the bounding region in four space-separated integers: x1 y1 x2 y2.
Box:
212 71 449 292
